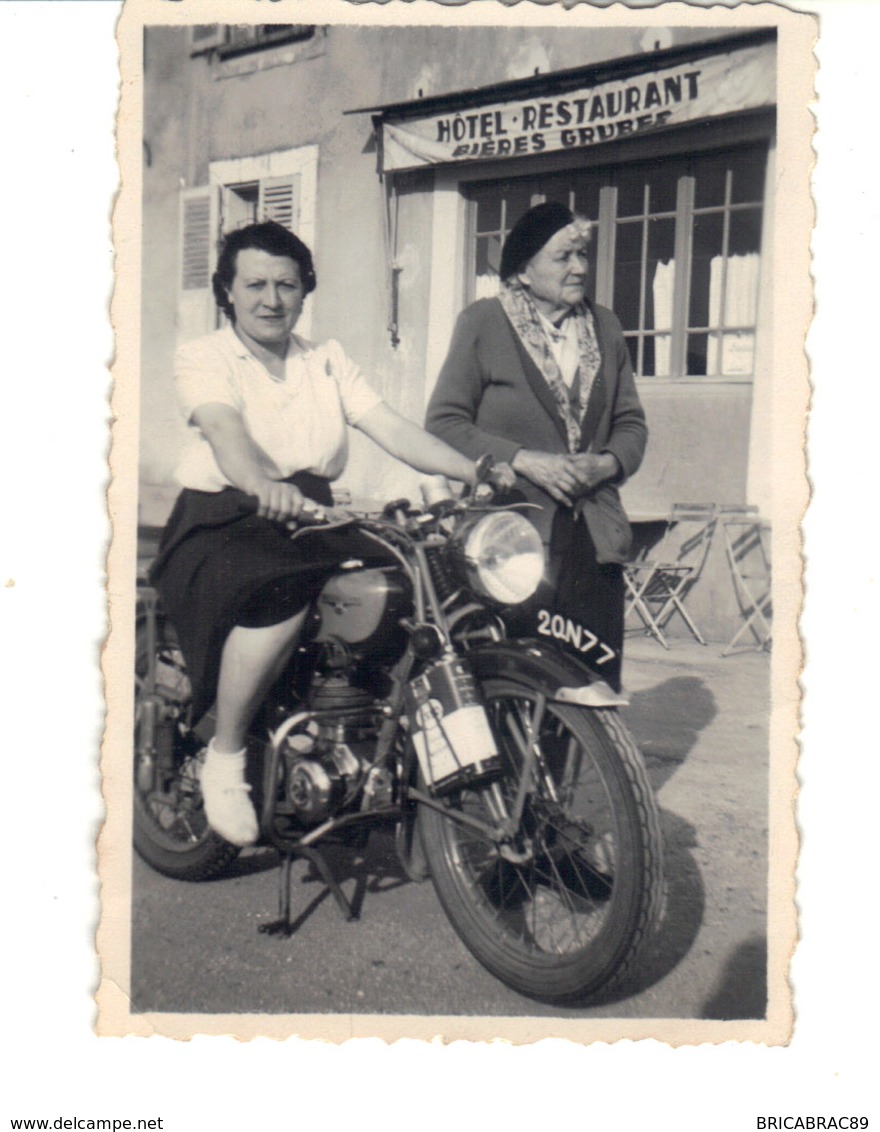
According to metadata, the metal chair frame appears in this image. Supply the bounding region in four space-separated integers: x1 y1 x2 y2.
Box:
624 504 720 648
720 513 772 655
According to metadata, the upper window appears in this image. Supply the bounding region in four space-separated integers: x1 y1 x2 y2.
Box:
176 146 318 343
466 142 767 380
189 25 315 59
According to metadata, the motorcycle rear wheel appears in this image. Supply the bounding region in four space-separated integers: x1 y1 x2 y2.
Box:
133 612 240 881
419 680 663 1005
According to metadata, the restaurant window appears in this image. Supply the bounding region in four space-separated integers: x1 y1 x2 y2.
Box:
466 141 767 380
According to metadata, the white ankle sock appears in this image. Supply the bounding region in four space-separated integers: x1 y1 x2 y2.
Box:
205 740 247 771
201 740 257 846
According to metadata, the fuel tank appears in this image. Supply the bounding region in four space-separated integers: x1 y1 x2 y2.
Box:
313 566 409 647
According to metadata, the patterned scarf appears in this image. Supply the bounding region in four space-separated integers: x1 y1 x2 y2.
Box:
499 281 602 454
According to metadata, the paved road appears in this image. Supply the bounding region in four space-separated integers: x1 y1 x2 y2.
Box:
130 638 769 1022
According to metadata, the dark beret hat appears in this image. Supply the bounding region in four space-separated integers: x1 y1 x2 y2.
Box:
500 201 574 281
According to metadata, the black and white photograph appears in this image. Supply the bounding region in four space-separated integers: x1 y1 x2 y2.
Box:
5 0 880 1124
97 0 811 1042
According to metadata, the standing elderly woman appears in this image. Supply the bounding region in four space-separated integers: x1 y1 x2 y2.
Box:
425 201 647 691
151 221 508 848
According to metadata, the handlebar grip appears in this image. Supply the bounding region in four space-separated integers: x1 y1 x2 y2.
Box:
241 490 328 525
295 502 328 526
382 498 411 519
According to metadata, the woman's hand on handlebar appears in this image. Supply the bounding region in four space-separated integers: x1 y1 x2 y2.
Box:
248 479 306 524
487 461 517 492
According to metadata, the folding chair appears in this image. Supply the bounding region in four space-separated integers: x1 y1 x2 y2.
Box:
624 504 719 648
720 511 772 655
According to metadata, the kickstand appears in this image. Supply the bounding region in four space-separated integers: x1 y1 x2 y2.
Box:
258 847 357 937
259 853 296 936
299 845 358 922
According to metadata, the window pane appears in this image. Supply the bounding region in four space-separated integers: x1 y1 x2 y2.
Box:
474 234 501 299
689 211 724 328
728 206 763 256
640 335 654 377
646 217 676 330
570 178 601 222
730 146 768 204
475 194 502 233
723 249 761 327
694 152 729 208
616 159 684 218
616 174 647 218
615 263 642 332
503 182 539 233
648 333 673 377
616 162 681 217
648 168 679 215
615 217 643 265
705 329 755 376
694 144 768 208
687 331 709 376
475 234 502 277
613 220 643 331
720 331 756 376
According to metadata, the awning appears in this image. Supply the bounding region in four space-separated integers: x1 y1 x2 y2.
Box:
348 29 776 175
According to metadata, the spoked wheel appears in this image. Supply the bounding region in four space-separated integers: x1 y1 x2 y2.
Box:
133 611 239 880
419 679 663 1005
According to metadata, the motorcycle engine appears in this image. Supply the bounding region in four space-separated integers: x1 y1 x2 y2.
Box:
275 562 409 828
279 676 382 825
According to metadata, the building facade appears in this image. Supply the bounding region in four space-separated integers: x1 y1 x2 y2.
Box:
140 23 776 640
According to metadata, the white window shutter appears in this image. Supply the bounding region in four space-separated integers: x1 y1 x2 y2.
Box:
178 185 220 341
180 187 213 291
259 175 300 232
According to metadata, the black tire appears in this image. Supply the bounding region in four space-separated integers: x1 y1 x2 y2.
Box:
133 611 240 880
419 679 663 1004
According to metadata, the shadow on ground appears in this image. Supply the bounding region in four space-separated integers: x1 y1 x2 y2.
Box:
626 675 717 791
700 935 768 1019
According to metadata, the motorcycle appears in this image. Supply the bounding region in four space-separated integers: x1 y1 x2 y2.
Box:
133 463 664 1005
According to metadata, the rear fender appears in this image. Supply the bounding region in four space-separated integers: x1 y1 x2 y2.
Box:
467 640 629 708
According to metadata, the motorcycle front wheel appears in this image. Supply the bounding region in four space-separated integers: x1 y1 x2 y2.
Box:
133 611 240 881
419 679 663 1005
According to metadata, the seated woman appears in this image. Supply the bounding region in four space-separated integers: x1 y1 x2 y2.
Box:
425 202 647 691
151 221 509 848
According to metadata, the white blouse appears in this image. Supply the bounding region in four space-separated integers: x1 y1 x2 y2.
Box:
536 309 580 388
173 326 383 492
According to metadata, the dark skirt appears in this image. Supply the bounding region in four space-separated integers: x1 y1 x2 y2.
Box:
149 474 391 722
503 508 624 691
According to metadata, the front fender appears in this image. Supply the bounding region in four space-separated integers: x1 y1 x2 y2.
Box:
466 640 629 708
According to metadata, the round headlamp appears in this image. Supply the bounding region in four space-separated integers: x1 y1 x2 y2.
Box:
457 511 544 605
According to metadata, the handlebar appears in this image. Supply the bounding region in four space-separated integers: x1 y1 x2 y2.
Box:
239 491 358 536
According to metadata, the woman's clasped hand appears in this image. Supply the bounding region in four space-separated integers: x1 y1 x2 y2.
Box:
511 448 621 506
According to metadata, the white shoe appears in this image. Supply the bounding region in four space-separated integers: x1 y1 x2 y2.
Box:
200 742 259 847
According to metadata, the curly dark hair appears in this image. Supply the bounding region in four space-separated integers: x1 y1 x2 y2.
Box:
211 221 317 320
